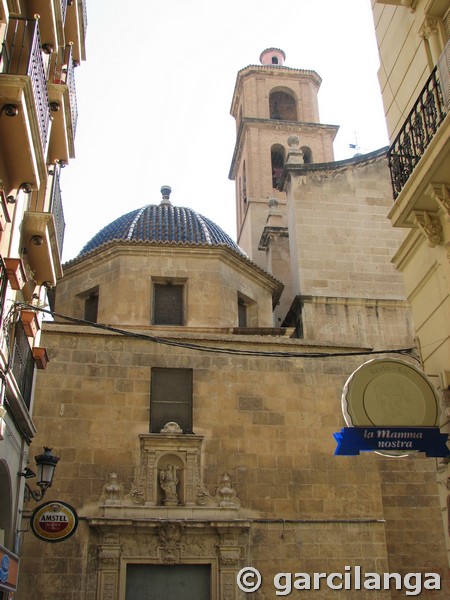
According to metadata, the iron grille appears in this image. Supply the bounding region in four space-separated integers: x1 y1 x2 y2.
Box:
11 319 35 410
49 165 66 258
61 0 68 25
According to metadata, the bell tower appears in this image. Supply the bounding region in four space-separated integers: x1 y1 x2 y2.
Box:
229 48 338 270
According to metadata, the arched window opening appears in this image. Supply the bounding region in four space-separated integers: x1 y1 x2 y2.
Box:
269 91 297 121
271 145 285 189
301 146 313 164
272 56 279 65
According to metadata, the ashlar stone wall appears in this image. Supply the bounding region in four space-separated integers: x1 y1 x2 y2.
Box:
15 325 449 599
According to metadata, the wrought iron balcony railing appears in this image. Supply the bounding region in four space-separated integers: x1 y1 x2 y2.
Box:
48 43 79 135
50 165 66 257
388 66 447 199
80 0 88 38
11 319 35 410
0 17 50 152
61 0 69 25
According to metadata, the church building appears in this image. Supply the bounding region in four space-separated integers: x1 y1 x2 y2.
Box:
14 50 449 600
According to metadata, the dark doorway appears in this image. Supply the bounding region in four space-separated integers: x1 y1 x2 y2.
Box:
125 563 211 600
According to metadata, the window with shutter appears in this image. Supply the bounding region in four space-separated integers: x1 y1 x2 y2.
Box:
84 293 99 323
153 283 184 325
150 368 193 433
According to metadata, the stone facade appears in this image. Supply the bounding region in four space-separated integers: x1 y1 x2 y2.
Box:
16 323 449 599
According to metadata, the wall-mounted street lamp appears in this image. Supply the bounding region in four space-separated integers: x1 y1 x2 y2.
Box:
18 447 60 502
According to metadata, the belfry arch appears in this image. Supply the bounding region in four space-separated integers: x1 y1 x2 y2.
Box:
269 89 297 121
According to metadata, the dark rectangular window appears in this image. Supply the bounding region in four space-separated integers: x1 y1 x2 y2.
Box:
84 293 99 323
153 284 183 325
238 298 247 327
150 368 193 433
126 564 210 600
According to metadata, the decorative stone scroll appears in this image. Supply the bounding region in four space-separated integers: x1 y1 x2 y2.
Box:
426 183 450 222
413 210 442 247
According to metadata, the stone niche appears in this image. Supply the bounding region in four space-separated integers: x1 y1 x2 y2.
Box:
98 423 240 517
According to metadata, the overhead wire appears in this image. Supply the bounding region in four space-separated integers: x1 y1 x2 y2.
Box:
15 302 418 361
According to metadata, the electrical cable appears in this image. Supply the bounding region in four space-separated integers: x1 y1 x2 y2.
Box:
15 302 418 360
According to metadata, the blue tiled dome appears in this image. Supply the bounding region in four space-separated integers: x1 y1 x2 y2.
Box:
79 202 242 257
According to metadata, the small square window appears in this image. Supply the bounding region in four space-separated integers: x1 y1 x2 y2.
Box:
150 368 193 433
153 283 183 325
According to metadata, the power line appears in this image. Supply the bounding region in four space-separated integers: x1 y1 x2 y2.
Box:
16 302 418 361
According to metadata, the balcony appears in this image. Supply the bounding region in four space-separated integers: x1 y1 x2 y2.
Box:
26 0 68 51
0 17 50 192
21 166 65 285
387 66 450 229
47 43 78 163
65 0 87 65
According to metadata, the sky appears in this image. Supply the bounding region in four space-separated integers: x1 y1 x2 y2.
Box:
59 0 389 263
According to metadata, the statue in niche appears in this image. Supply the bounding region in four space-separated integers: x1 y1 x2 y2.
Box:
159 464 179 505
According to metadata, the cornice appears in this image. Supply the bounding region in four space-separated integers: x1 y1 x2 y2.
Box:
228 118 339 180
279 146 389 190
61 239 284 303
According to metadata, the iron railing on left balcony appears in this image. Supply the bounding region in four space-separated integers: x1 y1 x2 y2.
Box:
11 319 35 410
0 17 50 152
49 164 66 258
388 66 447 199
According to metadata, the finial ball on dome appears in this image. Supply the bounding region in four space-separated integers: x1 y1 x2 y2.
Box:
160 185 172 204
